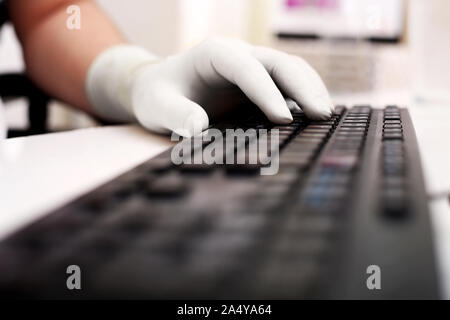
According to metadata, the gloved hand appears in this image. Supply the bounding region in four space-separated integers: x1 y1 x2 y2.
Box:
87 37 334 137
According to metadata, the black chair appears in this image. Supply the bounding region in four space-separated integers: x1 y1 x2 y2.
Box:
0 73 50 138
0 2 50 138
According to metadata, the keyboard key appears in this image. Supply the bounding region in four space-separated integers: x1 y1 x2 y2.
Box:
384 120 402 125
339 127 367 132
383 176 406 189
321 154 358 169
179 163 215 174
225 164 261 175
384 115 401 121
383 128 403 134
343 120 369 124
280 154 313 168
384 124 403 129
341 124 368 128
382 188 409 219
310 121 336 126
301 133 329 139
308 125 333 130
383 133 404 140
302 129 331 134
145 173 188 198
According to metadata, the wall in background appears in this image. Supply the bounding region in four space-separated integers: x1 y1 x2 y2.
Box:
409 0 450 101
96 0 181 55
96 0 255 53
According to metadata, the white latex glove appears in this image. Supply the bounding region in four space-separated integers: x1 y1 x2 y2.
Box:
87 38 334 137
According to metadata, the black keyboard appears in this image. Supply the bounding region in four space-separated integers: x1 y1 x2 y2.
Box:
0 106 438 299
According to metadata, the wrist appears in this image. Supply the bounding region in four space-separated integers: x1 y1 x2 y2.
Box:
86 44 159 122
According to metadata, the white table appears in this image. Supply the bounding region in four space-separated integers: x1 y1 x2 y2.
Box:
1 107 449 298
0 125 174 239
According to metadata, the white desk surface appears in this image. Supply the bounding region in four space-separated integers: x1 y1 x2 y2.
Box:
0 125 174 239
1 104 449 298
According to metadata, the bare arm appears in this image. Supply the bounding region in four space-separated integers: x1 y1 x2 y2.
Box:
8 0 125 115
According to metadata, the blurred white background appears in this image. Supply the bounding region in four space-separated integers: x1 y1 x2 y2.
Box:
1 0 450 131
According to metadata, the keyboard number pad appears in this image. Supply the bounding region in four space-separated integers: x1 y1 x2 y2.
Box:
380 106 409 219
